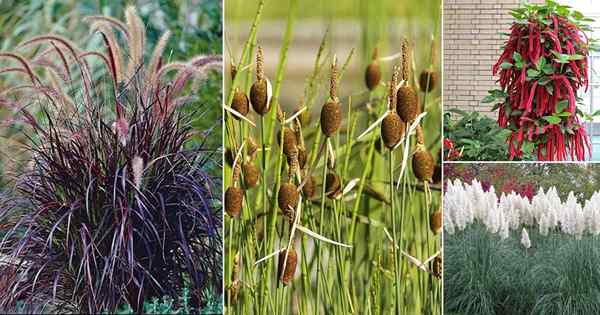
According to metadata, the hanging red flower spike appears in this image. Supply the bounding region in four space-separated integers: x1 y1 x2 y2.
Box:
485 1 595 161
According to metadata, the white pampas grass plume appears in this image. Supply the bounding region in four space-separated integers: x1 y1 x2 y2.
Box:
132 156 144 190
521 228 531 249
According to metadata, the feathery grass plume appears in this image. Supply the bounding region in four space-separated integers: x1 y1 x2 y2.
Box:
521 228 531 249
0 7 222 314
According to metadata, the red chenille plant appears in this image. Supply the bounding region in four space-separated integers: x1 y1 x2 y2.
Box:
487 1 597 161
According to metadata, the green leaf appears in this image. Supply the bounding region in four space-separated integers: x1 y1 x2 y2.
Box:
501 62 513 70
556 100 569 112
542 64 554 75
542 116 561 124
513 51 523 63
555 111 572 117
482 95 496 103
527 69 540 78
536 56 546 70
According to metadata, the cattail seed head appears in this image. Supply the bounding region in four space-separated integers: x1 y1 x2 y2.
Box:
325 172 342 199
232 88 249 118
246 136 259 158
396 85 419 122
297 148 307 170
225 186 244 218
243 161 259 188
277 248 297 285
279 128 298 157
365 47 381 91
302 175 317 199
250 46 270 115
413 147 434 182
381 112 405 149
432 256 442 279
419 70 437 92
225 148 235 167
278 182 299 214
320 101 342 137
250 79 269 115
430 210 442 234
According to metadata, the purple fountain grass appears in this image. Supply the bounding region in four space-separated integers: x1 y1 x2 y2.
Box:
0 5 222 314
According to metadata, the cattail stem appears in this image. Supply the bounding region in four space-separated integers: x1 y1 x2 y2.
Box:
389 150 401 314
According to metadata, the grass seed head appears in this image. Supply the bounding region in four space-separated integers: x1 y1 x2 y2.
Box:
278 182 299 215
412 148 434 182
325 172 342 199
232 88 250 118
396 85 419 122
430 210 442 234
242 161 259 188
225 186 244 218
419 69 437 92
277 248 298 285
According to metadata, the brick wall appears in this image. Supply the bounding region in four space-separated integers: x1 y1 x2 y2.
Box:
443 0 544 117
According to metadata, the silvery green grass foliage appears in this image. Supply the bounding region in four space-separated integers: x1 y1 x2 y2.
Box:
0 5 222 314
444 179 600 315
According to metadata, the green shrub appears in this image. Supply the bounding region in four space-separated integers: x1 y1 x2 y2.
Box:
444 109 535 161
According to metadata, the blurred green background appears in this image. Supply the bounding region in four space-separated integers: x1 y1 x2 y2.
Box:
0 0 223 184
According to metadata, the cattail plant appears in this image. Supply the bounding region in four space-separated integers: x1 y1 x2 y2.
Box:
225 0 442 313
0 6 222 313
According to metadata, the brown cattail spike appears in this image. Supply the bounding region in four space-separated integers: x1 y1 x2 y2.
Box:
279 128 298 157
321 59 342 137
297 148 307 170
278 182 299 220
224 148 235 167
365 47 381 91
325 172 342 199
432 256 442 279
419 70 437 93
225 186 243 218
430 210 442 234
381 112 405 149
381 69 405 149
278 248 298 285
250 46 269 115
433 164 442 185
232 88 249 118
397 85 419 122
242 161 259 188
413 147 435 182
320 101 342 137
